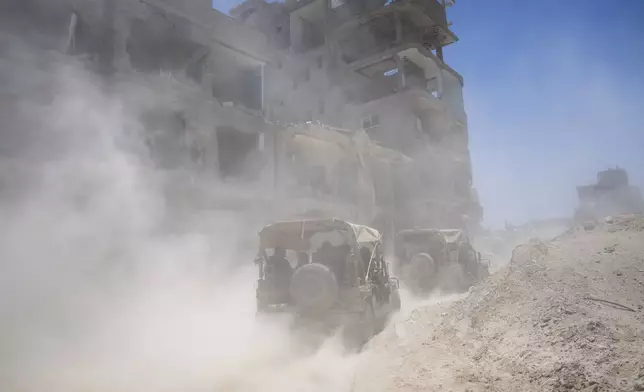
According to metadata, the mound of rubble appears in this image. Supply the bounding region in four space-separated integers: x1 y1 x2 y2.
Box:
356 215 644 392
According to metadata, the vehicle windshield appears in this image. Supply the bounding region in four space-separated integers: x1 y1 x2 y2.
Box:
259 228 355 278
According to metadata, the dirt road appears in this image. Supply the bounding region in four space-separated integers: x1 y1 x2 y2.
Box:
354 215 644 392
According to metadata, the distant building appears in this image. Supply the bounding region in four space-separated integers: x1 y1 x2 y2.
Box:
575 167 644 221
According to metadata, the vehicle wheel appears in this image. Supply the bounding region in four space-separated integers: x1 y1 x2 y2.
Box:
403 253 436 294
290 263 339 313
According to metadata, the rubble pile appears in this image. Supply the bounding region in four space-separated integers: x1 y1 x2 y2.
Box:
356 215 644 392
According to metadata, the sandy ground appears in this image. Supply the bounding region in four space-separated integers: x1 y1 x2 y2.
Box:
352 214 644 392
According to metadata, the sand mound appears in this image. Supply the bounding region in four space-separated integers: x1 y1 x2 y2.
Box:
355 215 644 392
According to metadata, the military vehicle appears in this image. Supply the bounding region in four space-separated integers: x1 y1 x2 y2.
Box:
254 218 401 348
394 228 489 294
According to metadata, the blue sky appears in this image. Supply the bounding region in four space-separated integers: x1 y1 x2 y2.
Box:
213 0 644 227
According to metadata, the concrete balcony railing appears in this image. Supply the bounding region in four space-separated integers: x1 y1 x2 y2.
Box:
331 0 450 32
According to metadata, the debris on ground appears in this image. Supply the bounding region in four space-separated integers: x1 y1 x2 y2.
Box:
355 214 644 392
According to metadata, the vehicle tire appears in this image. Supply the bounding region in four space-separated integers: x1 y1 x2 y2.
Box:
289 263 339 313
403 253 436 294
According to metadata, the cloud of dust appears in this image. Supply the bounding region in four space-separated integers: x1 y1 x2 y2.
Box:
0 35 360 392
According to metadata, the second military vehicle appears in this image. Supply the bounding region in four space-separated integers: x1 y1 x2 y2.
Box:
394 228 489 295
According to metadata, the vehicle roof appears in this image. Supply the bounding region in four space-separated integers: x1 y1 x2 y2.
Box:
396 228 467 244
397 228 442 236
259 218 381 251
438 229 467 244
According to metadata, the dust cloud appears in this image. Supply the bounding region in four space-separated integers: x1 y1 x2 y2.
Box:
0 36 363 392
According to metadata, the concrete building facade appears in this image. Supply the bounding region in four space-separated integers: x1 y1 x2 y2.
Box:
1 0 482 236
231 0 481 232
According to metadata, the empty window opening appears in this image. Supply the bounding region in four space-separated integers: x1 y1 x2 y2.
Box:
426 76 441 98
211 65 262 111
142 111 191 170
300 18 324 51
216 127 259 180
362 114 380 129
241 67 262 111
127 14 202 73
65 12 104 65
185 54 206 84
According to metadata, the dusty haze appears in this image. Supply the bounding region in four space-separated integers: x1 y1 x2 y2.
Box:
0 35 368 392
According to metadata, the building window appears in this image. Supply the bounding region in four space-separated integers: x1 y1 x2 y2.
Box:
361 114 380 129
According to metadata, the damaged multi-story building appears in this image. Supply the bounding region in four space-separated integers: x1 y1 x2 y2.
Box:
2 0 482 238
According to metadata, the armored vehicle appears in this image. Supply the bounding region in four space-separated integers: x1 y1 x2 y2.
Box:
394 228 489 294
254 218 401 347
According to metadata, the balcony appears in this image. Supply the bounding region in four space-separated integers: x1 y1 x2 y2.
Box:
332 0 449 28
347 43 466 122
331 0 457 62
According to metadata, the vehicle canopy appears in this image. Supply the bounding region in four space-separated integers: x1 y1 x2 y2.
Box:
258 218 381 253
396 229 447 246
438 229 469 245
